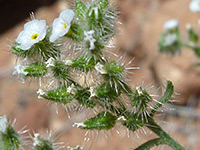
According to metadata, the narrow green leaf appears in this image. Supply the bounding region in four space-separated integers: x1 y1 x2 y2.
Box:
150 81 174 117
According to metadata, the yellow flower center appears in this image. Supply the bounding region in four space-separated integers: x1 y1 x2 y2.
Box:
199 2 200 8
31 33 39 40
62 23 68 30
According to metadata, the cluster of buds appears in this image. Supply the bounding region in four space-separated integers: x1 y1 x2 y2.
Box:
0 115 83 150
158 1 200 58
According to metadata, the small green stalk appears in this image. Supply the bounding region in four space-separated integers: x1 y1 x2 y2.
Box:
146 118 185 150
134 138 165 150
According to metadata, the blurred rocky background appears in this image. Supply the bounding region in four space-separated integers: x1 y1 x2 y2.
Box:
0 0 200 149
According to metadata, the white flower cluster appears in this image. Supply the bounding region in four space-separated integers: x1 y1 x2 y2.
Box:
12 64 28 83
164 34 177 46
189 0 200 12
16 9 74 50
163 19 179 31
33 133 41 146
95 62 107 74
84 30 96 50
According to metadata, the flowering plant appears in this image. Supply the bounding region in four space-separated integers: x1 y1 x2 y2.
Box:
0 0 185 149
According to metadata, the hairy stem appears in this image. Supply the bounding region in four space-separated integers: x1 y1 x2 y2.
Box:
134 138 165 150
147 118 185 150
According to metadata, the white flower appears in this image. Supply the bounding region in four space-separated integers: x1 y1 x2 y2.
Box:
63 59 73 66
16 19 46 50
89 86 96 98
136 86 143 96
0 115 8 133
50 9 74 42
163 19 179 30
33 133 41 146
189 0 200 12
45 57 55 67
84 30 96 50
186 24 192 30
67 84 76 95
37 89 46 99
73 122 86 128
13 64 28 83
95 62 107 74
164 34 177 46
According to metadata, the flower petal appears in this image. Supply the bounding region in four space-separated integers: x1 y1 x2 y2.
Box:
60 9 75 24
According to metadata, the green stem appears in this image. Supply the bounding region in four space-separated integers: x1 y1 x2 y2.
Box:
134 138 165 150
147 119 185 150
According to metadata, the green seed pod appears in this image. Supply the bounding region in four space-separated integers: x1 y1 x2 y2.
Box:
24 62 47 77
75 112 117 130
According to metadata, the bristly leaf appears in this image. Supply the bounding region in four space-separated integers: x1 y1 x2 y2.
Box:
150 81 174 117
40 87 74 104
24 62 47 77
77 112 117 130
193 47 200 58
